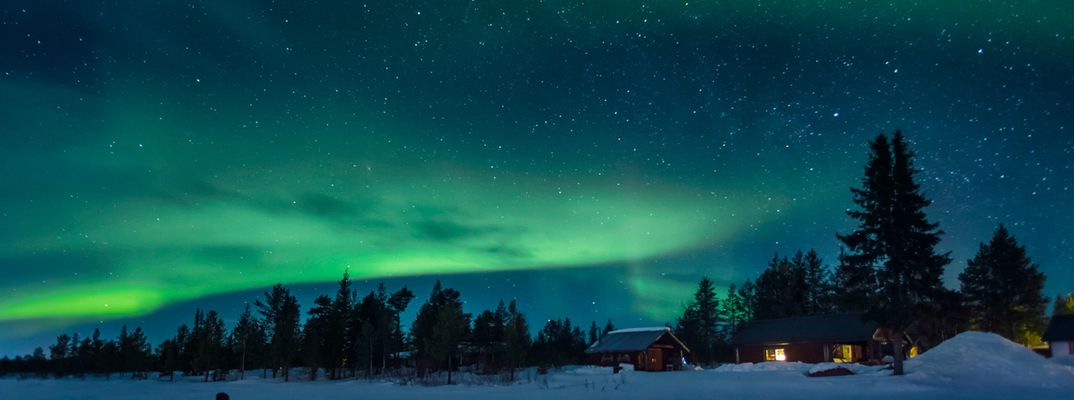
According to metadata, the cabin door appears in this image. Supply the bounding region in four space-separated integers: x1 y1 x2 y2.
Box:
648 348 664 371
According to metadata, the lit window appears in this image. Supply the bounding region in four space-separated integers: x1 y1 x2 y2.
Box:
765 348 786 361
833 344 854 363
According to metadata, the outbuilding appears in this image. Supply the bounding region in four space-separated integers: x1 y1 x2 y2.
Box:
731 313 884 364
1043 314 1074 357
586 327 690 371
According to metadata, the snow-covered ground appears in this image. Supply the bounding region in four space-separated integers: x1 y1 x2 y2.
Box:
3 332 1072 400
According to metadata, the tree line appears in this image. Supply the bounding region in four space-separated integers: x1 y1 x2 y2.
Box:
672 131 1054 375
0 273 615 382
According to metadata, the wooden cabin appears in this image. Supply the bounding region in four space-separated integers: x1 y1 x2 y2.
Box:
1043 314 1074 357
586 327 690 371
732 313 885 364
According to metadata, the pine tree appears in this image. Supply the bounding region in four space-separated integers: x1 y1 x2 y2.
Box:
1054 294 1074 316
386 286 415 367
533 318 587 367
472 300 509 372
428 301 470 384
722 284 743 337
196 312 225 381
675 277 722 364
302 295 332 381
802 249 834 314
410 281 465 373
587 321 601 346
502 300 531 381
754 253 810 319
322 272 352 379
960 224 1047 345
602 319 615 336
839 131 950 375
832 248 876 312
256 284 301 381
737 279 757 323
229 303 264 380
354 287 390 377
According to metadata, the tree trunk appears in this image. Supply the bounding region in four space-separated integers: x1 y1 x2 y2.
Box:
447 354 453 385
892 330 905 376
239 339 246 380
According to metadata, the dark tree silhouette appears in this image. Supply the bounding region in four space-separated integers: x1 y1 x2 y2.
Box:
960 224 1047 344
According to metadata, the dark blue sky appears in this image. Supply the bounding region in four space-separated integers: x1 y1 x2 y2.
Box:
1 1 1072 355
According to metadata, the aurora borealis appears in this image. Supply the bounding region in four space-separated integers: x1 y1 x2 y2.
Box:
2 1 1073 354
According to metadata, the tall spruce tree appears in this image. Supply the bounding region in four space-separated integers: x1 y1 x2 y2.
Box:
256 284 301 381
502 300 531 381
675 277 721 364
386 286 415 367
754 254 808 319
410 281 465 372
722 284 744 336
959 224 1047 344
428 301 470 384
801 249 834 314
832 248 877 312
838 131 950 375
229 303 264 380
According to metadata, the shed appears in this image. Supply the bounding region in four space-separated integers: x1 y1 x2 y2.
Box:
586 327 690 371
731 313 883 364
1043 314 1074 357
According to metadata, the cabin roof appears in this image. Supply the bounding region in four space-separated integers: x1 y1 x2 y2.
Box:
1043 314 1074 341
732 313 878 346
586 327 690 354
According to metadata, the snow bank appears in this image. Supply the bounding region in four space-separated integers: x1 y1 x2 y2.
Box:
906 331 1074 389
808 362 882 375
1050 355 1074 369
713 361 812 373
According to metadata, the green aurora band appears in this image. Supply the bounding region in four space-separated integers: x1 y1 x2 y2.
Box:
3 0 1073 340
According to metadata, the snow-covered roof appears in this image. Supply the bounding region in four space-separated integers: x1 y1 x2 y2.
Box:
587 327 689 354
1043 314 1074 341
731 313 878 345
607 327 670 334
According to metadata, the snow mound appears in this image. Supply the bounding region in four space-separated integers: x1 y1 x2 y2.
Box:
1051 355 1074 368
714 361 812 373
906 331 1074 388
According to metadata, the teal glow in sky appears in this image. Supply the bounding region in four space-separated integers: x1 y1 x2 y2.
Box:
2 1 1073 353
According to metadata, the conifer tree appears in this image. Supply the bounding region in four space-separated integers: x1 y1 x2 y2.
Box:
832 248 877 312
1054 294 1074 316
302 295 332 380
196 312 225 381
256 284 301 381
675 277 722 364
386 286 415 366
754 254 808 319
960 224 1047 344
411 281 465 372
587 321 601 346
736 279 757 323
428 301 470 384
229 303 264 380
502 300 531 381
722 284 743 336
802 249 834 314
838 131 950 375
602 319 616 336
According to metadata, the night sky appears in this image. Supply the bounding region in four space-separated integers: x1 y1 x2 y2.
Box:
2 1 1073 355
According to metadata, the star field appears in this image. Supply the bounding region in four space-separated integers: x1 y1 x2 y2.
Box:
1 1 1072 354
